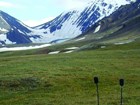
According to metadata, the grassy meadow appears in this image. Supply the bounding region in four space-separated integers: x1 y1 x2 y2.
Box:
0 42 140 105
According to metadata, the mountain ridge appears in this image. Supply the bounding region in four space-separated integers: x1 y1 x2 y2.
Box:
0 0 137 45
33 0 135 43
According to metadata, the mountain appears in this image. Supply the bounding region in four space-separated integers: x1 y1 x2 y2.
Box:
33 0 136 43
58 0 140 51
0 11 32 44
38 0 140 54
0 0 137 45
0 11 43 45
81 0 140 40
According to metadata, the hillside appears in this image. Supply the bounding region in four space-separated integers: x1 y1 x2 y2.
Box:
0 40 139 105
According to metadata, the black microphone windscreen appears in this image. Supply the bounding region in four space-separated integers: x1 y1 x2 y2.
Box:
120 79 124 86
94 77 99 84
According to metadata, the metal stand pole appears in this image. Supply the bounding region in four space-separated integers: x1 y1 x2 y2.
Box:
96 83 99 105
94 77 99 105
119 79 124 105
120 87 123 105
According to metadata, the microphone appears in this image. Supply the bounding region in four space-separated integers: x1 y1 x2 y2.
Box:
119 79 124 105
119 79 124 86
94 77 99 84
93 77 99 105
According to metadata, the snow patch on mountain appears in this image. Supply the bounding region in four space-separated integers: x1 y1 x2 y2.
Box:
48 51 60 54
114 39 135 45
0 28 8 32
76 37 85 41
17 29 25 34
65 47 79 50
0 44 51 52
94 25 101 33
64 50 74 54
0 34 13 44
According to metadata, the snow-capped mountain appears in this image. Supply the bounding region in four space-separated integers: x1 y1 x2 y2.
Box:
0 10 32 44
77 0 140 41
0 11 42 45
32 0 136 43
0 0 137 45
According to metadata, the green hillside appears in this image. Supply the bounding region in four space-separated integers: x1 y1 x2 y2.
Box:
0 41 139 105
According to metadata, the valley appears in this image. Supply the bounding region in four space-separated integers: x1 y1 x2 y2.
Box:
0 0 140 105
0 41 140 105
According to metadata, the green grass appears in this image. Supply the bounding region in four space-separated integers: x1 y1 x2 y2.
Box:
0 42 140 105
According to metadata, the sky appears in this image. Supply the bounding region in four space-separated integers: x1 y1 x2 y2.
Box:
0 0 92 27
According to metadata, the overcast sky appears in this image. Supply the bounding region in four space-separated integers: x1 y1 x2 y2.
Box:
0 0 93 27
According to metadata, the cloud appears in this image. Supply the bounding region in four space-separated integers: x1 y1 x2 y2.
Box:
52 0 93 10
0 1 24 9
0 1 15 7
23 17 55 27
